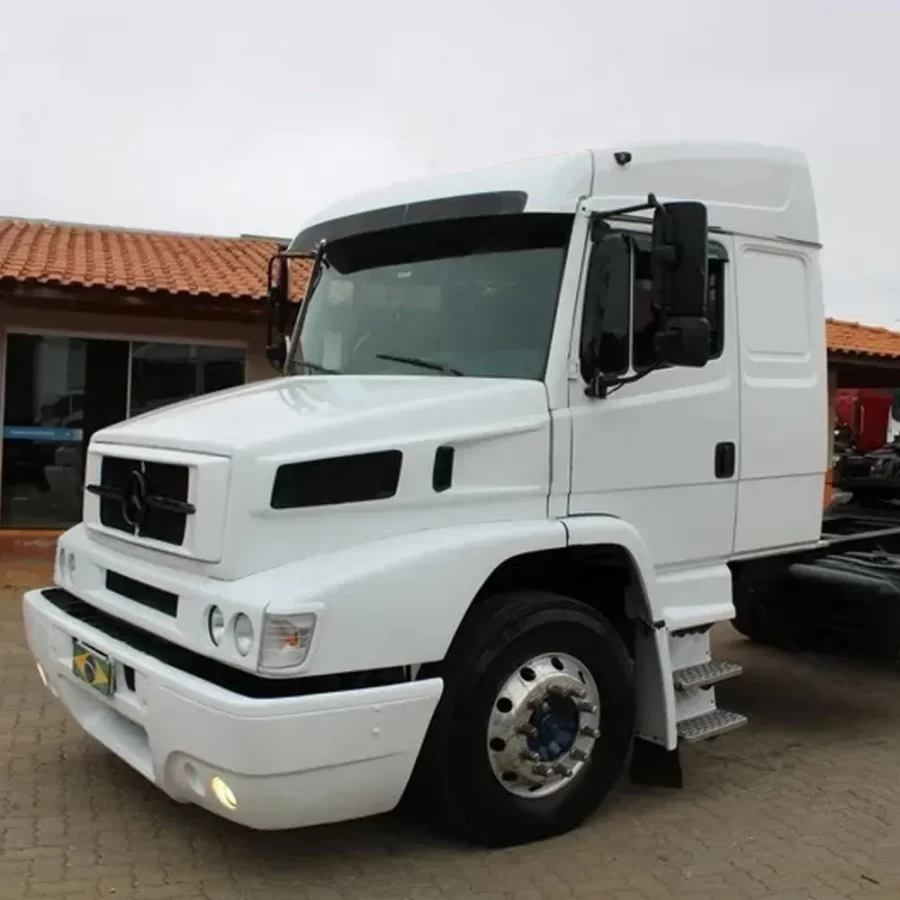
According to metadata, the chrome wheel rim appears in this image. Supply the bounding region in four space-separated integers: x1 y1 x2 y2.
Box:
486 652 601 798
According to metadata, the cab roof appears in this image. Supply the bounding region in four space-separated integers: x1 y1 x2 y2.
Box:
291 141 817 250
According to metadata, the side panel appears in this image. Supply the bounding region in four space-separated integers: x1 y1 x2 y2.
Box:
733 241 827 553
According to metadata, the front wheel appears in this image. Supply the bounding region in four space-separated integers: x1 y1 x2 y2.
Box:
414 591 635 847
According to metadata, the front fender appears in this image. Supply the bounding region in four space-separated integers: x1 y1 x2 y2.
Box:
563 515 676 749
217 519 567 677
563 515 662 622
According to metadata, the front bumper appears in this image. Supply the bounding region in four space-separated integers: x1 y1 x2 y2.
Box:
23 587 442 830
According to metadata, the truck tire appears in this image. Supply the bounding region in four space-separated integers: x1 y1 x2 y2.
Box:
732 599 772 644
731 569 781 646
413 591 635 847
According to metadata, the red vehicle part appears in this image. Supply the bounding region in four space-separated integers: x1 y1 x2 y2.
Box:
834 389 893 453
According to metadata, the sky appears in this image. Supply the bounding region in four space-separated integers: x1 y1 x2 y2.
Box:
1 0 898 325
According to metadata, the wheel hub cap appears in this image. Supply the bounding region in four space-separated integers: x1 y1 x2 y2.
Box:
486 652 601 798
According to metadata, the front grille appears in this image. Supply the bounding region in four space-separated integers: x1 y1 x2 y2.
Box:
42 588 407 700
93 456 191 546
105 570 179 617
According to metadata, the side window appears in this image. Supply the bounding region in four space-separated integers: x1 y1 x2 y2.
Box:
632 249 725 370
707 257 725 359
579 234 631 379
631 249 659 371
585 235 725 376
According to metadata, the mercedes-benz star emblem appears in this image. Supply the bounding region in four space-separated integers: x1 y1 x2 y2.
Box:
122 469 148 528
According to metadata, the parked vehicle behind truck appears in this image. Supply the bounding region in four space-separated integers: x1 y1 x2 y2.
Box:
23 142 900 848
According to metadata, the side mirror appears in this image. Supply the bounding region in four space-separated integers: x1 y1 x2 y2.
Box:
654 316 710 368
267 282 285 309
267 256 289 312
651 201 708 318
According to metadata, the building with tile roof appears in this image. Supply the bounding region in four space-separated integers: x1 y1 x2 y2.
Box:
826 318 900 390
0 219 279 299
827 318 900 360
0 218 312 537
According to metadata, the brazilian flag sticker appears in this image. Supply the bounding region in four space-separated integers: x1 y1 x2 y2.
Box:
72 640 115 696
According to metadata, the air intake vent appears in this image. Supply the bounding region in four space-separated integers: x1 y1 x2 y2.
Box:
271 450 403 509
432 445 455 492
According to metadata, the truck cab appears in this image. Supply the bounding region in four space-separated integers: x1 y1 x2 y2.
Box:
23 142 829 847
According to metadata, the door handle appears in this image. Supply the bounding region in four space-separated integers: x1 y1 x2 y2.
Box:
715 442 736 479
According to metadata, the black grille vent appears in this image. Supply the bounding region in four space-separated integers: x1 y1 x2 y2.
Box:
94 456 191 546
105 570 179 617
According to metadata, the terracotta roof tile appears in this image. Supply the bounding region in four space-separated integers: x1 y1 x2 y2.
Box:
0 219 312 302
826 318 900 359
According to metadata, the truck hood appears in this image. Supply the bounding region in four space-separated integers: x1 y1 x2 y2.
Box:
91 375 553 578
94 374 548 458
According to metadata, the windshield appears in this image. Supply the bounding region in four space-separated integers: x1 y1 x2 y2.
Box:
286 213 573 380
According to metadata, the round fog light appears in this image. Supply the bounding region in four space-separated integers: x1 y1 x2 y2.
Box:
233 613 254 657
208 606 225 646
210 775 238 810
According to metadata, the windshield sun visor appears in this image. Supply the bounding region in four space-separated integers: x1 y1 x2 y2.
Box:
289 191 528 254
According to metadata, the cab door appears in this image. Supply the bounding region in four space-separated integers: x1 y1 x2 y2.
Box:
566 227 739 571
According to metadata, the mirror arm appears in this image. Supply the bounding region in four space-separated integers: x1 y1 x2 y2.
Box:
585 363 663 400
592 193 660 220
589 193 663 242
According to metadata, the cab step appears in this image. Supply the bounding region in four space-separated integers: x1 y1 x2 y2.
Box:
673 659 743 691
677 708 748 743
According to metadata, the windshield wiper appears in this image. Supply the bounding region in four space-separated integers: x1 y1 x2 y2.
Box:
294 359 340 374
375 353 463 376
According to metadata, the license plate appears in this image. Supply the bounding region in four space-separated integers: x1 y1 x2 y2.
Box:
72 639 115 696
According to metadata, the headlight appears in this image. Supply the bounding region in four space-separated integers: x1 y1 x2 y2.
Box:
259 613 317 671
208 606 226 646
233 613 254 656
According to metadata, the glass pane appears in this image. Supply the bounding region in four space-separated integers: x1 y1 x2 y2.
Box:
291 214 572 380
129 342 246 418
1 334 128 527
582 235 631 376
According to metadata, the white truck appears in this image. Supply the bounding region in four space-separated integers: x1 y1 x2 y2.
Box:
24 142 900 848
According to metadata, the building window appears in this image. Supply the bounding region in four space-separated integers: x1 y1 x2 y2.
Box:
2 334 246 528
129 342 245 418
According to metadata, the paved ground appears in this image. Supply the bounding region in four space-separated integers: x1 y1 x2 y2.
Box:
2 591 900 900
